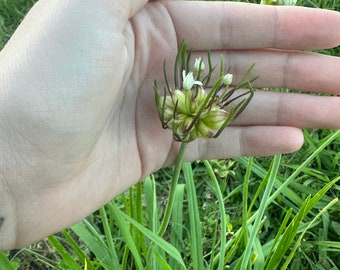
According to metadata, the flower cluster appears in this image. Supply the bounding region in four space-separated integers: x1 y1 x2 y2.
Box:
154 42 257 143
160 70 230 141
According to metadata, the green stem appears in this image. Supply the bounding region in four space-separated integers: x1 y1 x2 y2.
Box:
157 140 189 237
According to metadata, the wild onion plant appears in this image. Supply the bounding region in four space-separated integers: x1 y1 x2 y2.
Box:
153 41 257 237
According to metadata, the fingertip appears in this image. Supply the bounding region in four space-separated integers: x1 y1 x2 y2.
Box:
281 127 304 154
240 126 305 157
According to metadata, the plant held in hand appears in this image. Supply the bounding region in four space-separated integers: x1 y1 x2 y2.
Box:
153 41 258 237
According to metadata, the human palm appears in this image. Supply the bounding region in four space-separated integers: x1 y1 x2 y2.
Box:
1 0 340 249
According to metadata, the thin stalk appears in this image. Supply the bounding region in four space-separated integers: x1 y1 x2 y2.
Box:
157 140 189 237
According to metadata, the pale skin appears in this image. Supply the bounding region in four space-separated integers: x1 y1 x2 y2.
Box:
1 0 340 250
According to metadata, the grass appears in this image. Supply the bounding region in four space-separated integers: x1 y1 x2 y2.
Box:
1 0 340 269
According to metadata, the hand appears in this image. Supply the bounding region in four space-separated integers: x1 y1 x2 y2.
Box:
1 0 340 250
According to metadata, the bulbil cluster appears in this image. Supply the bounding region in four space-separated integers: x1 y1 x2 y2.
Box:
154 42 257 143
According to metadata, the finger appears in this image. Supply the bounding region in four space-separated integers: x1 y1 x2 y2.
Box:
164 1 340 50
231 90 340 129
184 126 304 161
191 49 340 95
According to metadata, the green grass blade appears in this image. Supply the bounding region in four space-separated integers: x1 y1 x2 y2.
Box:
240 154 282 269
152 246 175 270
144 175 160 270
118 207 187 269
71 220 116 269
265 197 312 269
134 182 147 254
253 236 265 270
263 208 292 265
0 252 18 270
208 221 220 270
236 157 304 208
61 230 96 270
203 160 227 270
266 177 339 269
313 241 340 249
47 235 82 270
108 202 144 270
169 183 185 269
281 178 340 270
268 130 340 204
144 175 159 233
223 226 244 264
99 207 120 265
242 157 253 245
183 162 205 270
282 197 338 270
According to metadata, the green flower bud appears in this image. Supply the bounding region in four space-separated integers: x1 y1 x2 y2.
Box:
194 57 205 72
223 73 233 86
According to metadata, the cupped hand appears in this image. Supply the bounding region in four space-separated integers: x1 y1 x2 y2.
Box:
1 0 340 249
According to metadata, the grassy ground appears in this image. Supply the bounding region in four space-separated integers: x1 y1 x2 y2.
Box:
1 0 340 269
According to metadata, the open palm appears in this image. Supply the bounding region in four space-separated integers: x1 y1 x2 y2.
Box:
1 0 340 249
